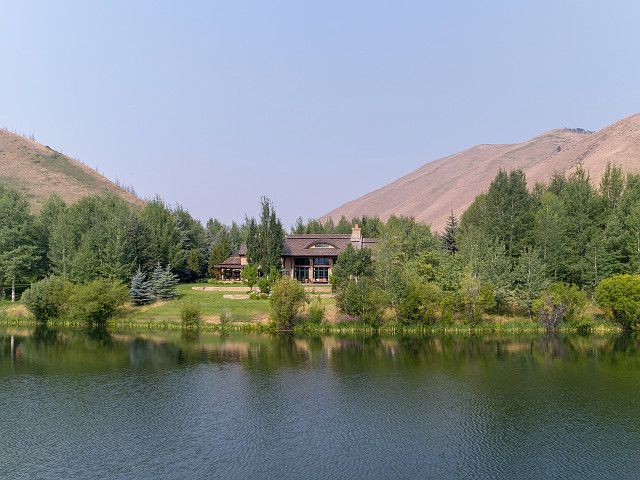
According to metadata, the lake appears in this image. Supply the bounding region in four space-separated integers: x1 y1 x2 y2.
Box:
2 327 639 479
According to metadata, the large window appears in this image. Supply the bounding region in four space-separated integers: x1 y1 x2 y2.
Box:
294 266 309 282
294 258 310 266
313 266 329 281
313 257 330 266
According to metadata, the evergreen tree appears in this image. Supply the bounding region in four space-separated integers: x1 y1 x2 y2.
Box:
245 197 284 275
334 215 352 234
441 211 458 253
207 235 232 278
151 264 179 300
129 268 154 305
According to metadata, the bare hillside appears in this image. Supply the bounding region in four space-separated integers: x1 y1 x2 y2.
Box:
320 113 640 232
0 129 145 210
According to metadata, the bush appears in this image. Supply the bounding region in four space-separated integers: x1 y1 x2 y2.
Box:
595 275 640 329
257 276 273 295
395 281 441 325
269 277 308 329
67 278 128 325
336 278 386 327
533 283 587 330
181 300 202 328
307 297 325 324
21 276 72 322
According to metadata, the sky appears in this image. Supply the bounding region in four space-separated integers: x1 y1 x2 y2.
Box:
2 1 640 229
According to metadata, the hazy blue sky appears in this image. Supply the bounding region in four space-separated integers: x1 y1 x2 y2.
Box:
2 1 639 228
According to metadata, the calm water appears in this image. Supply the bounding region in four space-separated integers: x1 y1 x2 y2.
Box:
2 327 640 479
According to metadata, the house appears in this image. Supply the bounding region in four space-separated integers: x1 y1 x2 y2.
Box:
213 225 378 283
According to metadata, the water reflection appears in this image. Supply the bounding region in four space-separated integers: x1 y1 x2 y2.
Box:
2 327 640 374
3 327 640 479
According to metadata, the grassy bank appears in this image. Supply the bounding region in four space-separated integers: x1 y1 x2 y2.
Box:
0 283 623 334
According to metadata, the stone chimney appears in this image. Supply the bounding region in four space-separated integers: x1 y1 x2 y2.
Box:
351 223 363 249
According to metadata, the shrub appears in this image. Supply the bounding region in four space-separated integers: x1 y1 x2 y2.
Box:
595 275 640 329
395 281 441 325
269 277 308 329
257 276 273 295
533 283 587 330
307 297 325 324
220 305 232 326
181 300 202 328
21 276 72 322
336 278 386 327
67 278 128 325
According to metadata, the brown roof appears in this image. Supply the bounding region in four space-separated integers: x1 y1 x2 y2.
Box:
282 234 378 257
217 235 379 266
218 254 243 267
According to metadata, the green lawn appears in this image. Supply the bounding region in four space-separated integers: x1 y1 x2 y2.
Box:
118 284 271 325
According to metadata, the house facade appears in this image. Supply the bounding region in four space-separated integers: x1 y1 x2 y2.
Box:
213 225 378 283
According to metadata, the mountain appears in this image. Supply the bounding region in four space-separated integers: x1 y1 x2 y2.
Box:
0 128 144 210
320 113 640 232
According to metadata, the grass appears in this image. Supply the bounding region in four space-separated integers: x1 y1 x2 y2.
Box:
116 284 271 326
32 153 99 187
0 283 623 335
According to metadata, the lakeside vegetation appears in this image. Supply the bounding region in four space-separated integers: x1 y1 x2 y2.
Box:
3 162 640 334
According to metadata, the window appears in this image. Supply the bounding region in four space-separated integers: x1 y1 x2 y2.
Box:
294 266 309 282
313 266 329 280
313 243 330 248
313 257 330 266
294 258 310 266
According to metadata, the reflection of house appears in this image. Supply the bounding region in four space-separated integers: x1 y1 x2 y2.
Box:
213 225 378 283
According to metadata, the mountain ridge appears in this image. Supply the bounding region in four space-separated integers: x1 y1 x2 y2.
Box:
320 113 640 231
0 128 145 210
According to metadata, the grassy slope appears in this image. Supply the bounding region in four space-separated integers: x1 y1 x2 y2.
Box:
0 128 145 211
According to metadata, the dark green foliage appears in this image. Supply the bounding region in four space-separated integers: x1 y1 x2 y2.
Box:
441 211 458 253
396 281 441 325
336 278 386 326
21 276 71 322
207 235 232 277
533 283 587 330
246 197 285 274
138 197 183 270
461 169 535 257
595 275 640 329
331 243 374 288
181 300 202 328
269 277 308 328
0 186 42 300
129 268 154 305
151 263 179 300
67 278 128 325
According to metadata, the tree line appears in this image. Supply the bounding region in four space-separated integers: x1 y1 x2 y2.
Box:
323 162 640 329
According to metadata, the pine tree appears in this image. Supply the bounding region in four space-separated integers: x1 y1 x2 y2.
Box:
129 268 154 305
441 211 458 253
152 264 179 300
